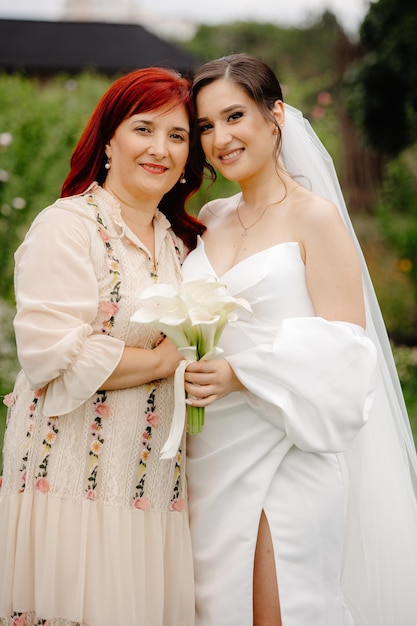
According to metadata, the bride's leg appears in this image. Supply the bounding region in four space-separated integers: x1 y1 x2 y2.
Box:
253 509 282 626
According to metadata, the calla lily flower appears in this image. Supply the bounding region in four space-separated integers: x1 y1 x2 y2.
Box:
130 277 252 438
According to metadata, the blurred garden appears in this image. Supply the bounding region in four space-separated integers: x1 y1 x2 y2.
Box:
1 0 417 466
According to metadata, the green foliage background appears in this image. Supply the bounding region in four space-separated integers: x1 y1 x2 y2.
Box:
0 72 111 300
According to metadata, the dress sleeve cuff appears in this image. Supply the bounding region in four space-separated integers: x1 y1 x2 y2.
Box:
43 334 124 416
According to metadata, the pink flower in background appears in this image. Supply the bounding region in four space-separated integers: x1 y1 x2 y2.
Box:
0 132 13 147
317 90 332 106
35 477 50 494
311 106 325 120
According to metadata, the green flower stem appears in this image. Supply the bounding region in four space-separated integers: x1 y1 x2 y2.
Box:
186 404 205 434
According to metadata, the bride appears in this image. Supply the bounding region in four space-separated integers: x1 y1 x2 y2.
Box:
181 53 417 626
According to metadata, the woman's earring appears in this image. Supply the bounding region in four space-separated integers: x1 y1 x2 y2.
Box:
104 158 111 170
179 171 186 184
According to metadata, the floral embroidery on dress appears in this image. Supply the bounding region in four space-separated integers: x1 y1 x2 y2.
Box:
18 389 43 492
132 383 159 510
85 390 110 500
34 414 59 494
168 230 184 268
170 448 185 512
3 392 15 408
3 392 15 426
150 263 158 283
85 194 122 335
9 612 49 626
10 613 27 626
8 615 83 626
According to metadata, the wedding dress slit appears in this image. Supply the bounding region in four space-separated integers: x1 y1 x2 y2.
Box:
253 510 282 626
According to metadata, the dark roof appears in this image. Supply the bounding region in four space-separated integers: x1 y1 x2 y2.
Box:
0 18 200 76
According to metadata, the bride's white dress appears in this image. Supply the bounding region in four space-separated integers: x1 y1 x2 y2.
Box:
182 236 378 626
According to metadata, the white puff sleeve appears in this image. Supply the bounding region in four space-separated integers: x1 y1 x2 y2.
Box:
226 317 377 452
13 205 124 416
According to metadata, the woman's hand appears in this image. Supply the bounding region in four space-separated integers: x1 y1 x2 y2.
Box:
101 337 183 390
153 336 185 379
184 358 245 406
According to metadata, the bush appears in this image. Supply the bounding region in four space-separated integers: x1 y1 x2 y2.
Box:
0 72 111 301
352 210 417 346
376 148 417 303
392 344 417 446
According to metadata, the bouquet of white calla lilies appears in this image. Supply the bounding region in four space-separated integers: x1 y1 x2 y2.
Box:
131 278 251 458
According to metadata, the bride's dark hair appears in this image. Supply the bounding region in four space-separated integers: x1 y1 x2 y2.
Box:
193 53 283 113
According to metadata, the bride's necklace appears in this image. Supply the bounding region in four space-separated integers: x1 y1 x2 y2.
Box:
236 199 269 238
236 192 288 239
234 186 298 251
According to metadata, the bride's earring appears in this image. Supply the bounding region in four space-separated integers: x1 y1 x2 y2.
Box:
179 171 186 184
104 157 111 170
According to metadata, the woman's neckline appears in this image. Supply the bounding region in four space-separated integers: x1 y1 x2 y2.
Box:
197 235 301 279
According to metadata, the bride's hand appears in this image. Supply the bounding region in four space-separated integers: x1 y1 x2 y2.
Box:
184 359 245 406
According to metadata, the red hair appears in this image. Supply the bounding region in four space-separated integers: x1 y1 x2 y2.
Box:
61 67 205 249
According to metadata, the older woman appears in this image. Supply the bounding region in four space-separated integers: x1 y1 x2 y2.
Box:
0 67 205 626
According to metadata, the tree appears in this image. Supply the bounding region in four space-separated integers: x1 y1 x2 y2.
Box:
344 0 417 155
179 13 344 86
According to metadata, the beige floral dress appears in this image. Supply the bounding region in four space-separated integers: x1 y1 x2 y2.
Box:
0 184 194 626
